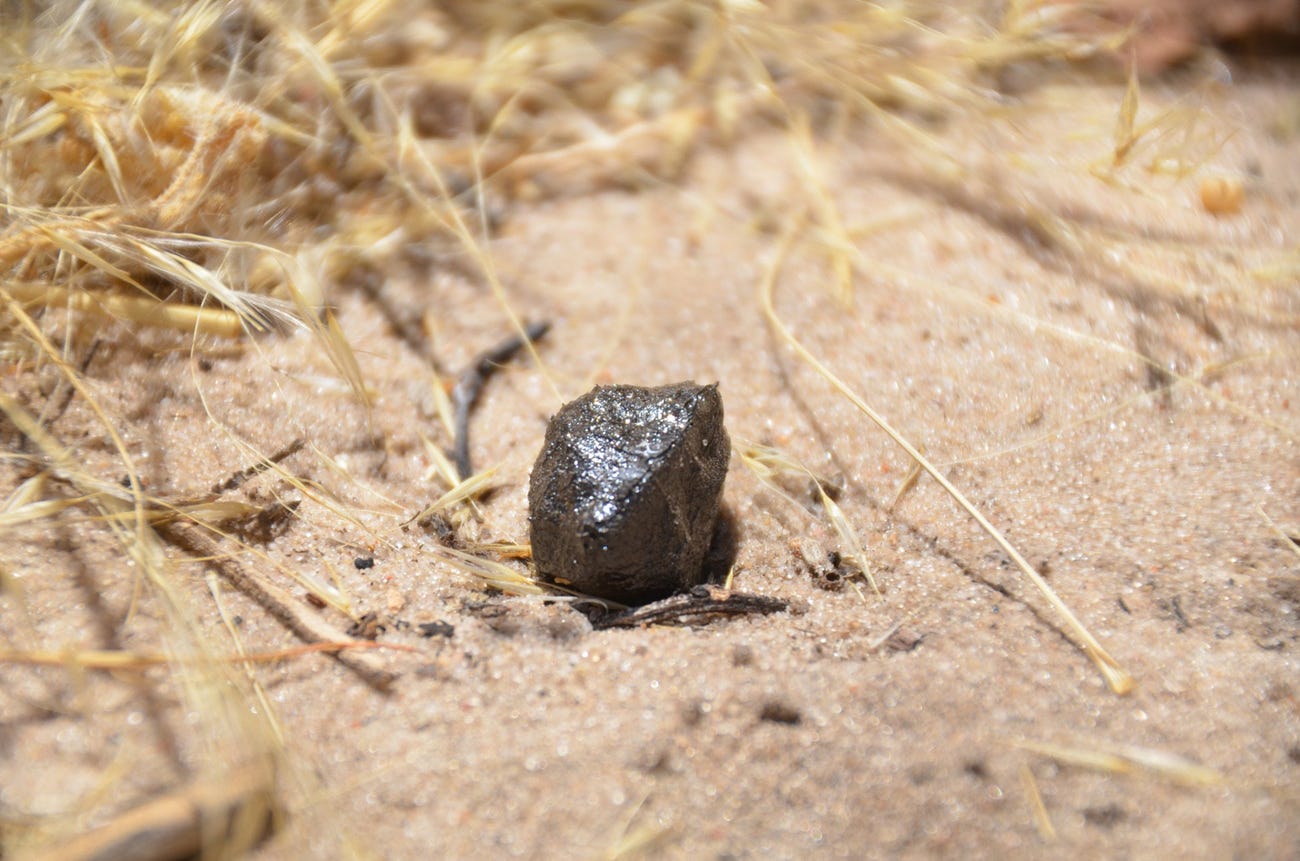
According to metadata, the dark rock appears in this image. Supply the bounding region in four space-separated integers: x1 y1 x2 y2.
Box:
528 382 730 605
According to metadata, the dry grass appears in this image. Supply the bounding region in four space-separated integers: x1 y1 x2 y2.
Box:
739 439 880 595
2 0 1277 856
1012 737 1225 788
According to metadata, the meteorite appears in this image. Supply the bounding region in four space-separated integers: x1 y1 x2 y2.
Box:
528 381 730 605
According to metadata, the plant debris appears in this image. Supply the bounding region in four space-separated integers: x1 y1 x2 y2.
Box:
451 320 551 481
587 585 789 630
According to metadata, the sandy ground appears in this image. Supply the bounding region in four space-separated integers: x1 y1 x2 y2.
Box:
3 64 1299 859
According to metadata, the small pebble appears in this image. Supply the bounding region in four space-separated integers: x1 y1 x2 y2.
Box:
418 621 455 639
759 700 802 725
1199 175 1244 216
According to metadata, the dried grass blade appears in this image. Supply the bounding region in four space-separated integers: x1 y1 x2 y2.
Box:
420 435 462 489
1257 504 1300 562
430 544 547 596
1 471 47 512
320 308 370 402
96 499 263 527
0 495 85 530
0 641 405 670
1019 764 1056 841
409 465 498 524
738 440 878 594
1014 739 1223 787
1 102 66 148
1112 62 1139 167
128 240 272 331
87 115 129 204
6 282 245 337
35 224 141 287
819 489 879 594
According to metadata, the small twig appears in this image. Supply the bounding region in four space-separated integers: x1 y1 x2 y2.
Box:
592 585 789 630
451 320 550 480
210 438 305 494
40 338 102 433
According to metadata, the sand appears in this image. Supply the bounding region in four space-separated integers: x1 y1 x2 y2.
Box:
2 50 1298 861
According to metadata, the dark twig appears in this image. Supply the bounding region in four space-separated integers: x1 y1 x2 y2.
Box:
46 338 102 426
451 320 550 480
591 585 789 630
210 438 305 494
23 338 102 453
